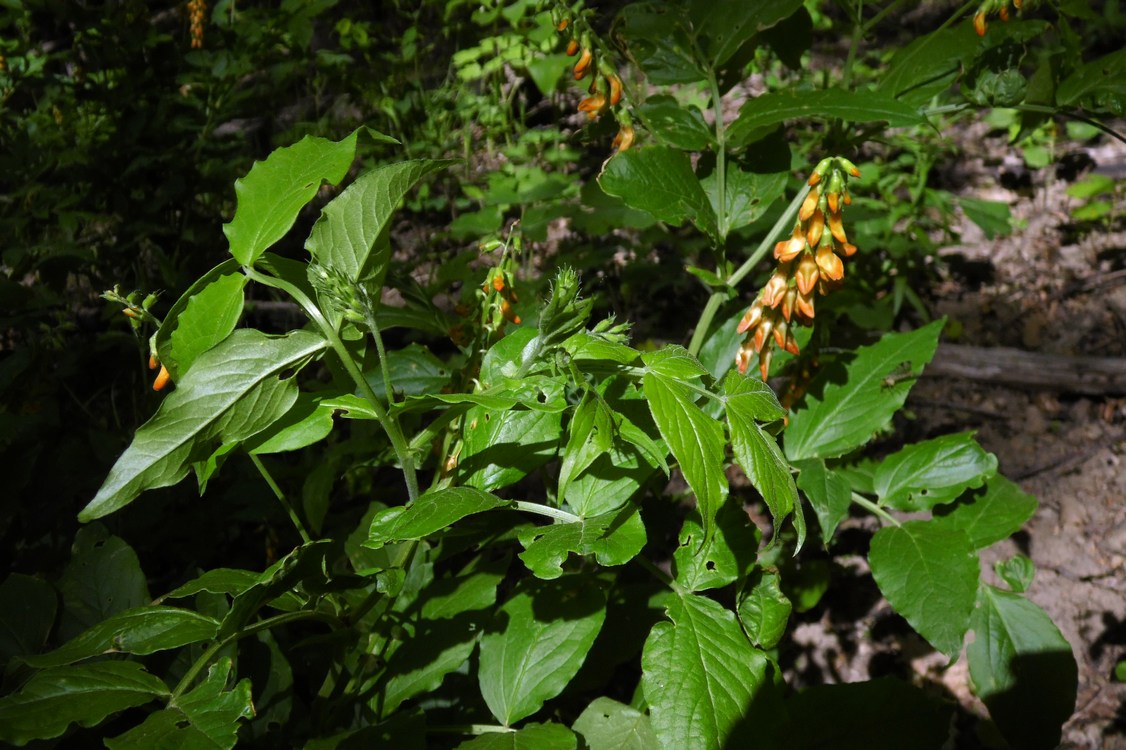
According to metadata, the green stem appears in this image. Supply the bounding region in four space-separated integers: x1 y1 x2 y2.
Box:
171 609 333 701
707 68 728 242
687 184 811 357
840 0 864 91
850 492 901 527
513 500 582 524
251 454 312 544
363 308 396 405
245 266 419 502
635 555 685 595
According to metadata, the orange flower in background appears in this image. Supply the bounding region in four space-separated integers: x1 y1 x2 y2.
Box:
735 157 862 379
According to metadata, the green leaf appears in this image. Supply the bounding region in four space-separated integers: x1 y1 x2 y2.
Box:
0 661 169 746
642 348 728 547
737 570 791 649
247 394 336 455
672 503 757 592
784 320 944 461
558 395 614 503
994 554 1036 593
22 606 218 668
702 166 787 236
154 259 246 381
81 329 327 521
688 0 805 67
728 89 927 149
786 678 951 750
868 521 979 656
879 27 980 104
419 565 505 621
518 504 647 579
641 594 771 750
218 541 333 639
615 3 704 85
724 373 801 549
457 722 577 750
638 95 713 150
365 487 511 549
1056 47 1126 113
600 147 720 245
478 576 606 726
968 586 1077 750
368 343 452 402
379 614 482 717
573 697 660 750
105 657 254 750
794 459 852 544
224 131 359 266
57 526 150 641
305 159 456 286
873 432 997 512
959 197 1012 239
162 569 260 600
0 574 57 668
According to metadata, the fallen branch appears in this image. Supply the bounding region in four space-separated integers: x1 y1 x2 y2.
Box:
925 343 1126 395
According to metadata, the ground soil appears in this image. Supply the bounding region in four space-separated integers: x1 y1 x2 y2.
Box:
782 120 1126 748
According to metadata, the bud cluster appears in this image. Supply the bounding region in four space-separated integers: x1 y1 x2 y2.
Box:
973 0 1027 36
551 4 634 152
736 157 861 380
187 0 207 49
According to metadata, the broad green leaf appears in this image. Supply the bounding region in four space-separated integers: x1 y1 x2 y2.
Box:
0 574 56 667
57 526 150 641
1056 47 1126 112
368 343 452 402
784 320 944 461
874 432 997 512
565 442 659 518
728 89 927 149
615 3 704 85
162 569 260 600
958 197 1012 239
641 594 771 750
795 459 852 544
702 166 787 236
600 147 720 245
247 394 336 455
419 566 505 621
737 570 791 649
562 330 641 365
457 722 577 750
224 131 359 266
154 259 246 381
461 404 563 491
672 504 757 592
558 396 614 502
365 487 511 549
22 606 218 668
105 657 254 750
518 503 646 579
638 96 713 150
573 697 660 750
968 586 1076 750
218 541 333 639
379 614 482 717
81 329 327 521
724 373 801 549
305 159 456 286
688 0 805 67
642 348 727 547
478 576 606 726
868 521 979 656
879 27 979 104
0 661 169 746
786 678 951 750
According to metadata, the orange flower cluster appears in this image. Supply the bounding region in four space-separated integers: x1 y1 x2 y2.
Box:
736 157 862 379
973 0 1024 36
188 0 207 49
552 8 634 152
